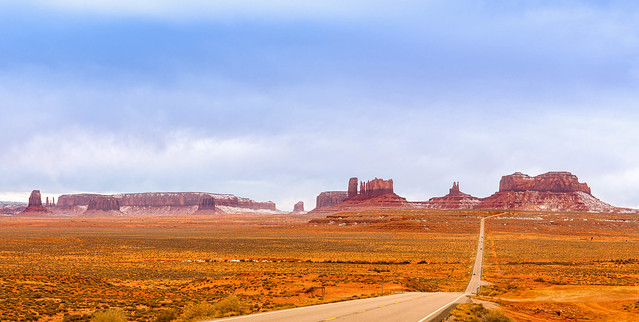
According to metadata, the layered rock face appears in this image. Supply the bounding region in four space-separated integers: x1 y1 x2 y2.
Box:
352 178 394 199
192 195 220 215
315 191 348 209
83 196 123 216
427 182 480 209
478 172 623 212
310 177 409 214
498 172 591 194
292 201 305 214
87 196 120 211
55 192 277 216
17 190 52 216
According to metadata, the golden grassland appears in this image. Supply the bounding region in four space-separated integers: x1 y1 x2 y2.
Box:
0 214 476 321
482 212 639 321
3 210 639 321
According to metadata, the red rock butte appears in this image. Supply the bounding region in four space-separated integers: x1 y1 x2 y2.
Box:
310 177 409 214
16 190 52 216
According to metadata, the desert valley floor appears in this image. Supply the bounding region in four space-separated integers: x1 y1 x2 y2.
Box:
1 210 639 321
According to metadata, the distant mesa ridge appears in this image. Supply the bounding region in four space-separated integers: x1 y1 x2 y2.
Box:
311 172 636 214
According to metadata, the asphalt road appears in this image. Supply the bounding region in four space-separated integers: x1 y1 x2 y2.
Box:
464 216 486 295
214 292 467 322
212 214 499 321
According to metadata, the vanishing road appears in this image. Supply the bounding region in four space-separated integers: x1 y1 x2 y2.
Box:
214 214 499 322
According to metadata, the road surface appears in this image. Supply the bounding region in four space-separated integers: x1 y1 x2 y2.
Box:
213 214 500 321
215 292 466 322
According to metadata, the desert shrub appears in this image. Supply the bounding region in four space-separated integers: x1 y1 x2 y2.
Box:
180 302 216 321
180 295 245 321
449 303 513 322
91 309 127 322
481 310 513 322
212 294 245 317
154 309 179 322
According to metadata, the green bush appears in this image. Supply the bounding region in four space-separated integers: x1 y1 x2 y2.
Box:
91 309 127 322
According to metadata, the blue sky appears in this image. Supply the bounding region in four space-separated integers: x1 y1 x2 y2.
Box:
1 1 639 210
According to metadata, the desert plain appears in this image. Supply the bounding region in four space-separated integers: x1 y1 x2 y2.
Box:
1 209 639 321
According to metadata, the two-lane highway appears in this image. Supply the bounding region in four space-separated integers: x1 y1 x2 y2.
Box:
213 213 502 321
215 292 466 322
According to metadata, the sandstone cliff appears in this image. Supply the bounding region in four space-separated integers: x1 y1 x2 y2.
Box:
499 172 591 194
83 196 123 217
17 190 52 216
292 201 305 214
478 172 627 213
427 182 481 209
310 177 410 215
55 192 278 216
315 191 348 209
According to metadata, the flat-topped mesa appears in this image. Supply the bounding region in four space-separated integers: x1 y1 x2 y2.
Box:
315 191 348 209
55 192 276 215
348 177 394 200
499 171 591 194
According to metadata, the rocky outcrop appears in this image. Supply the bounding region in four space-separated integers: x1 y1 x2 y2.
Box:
427 182 481 209
292 201 305 214
477 172 629 213
83 196 123 216
348 178 358 198
54 192 277 216
17 190 52 216
310 177 409 214
191 195 224 215
315 191 348 209
351 178 394 199
499 172 591 194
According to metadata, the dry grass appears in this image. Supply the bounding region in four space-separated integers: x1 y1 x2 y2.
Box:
0 213 476 321
481 211 639 321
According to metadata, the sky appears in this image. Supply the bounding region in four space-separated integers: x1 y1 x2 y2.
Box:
1 0 639 210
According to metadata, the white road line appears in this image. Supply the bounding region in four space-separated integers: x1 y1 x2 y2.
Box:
416 294 466 322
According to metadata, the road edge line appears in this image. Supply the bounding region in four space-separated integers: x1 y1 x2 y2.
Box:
417 294 466 322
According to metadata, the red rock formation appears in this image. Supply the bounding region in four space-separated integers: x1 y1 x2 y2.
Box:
499 172 591 194
315 191 348 209
292 201 305 214
477 172 630 213
55 192 276 215
348 177 358 198
192 195 222 215
83 196 123 216
87 196 120 211
427 182 480 209
17 190 52 216
310 177 409 214
348 177 394 200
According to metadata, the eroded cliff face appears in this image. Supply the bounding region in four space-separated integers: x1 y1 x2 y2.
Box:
315 191 349 209
478 172 621 212
83 196 123 216
427 182 480 209
499 172 591 194
54 192 277 216
310 177 409 214
292 201 305 214
17 190 52 216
